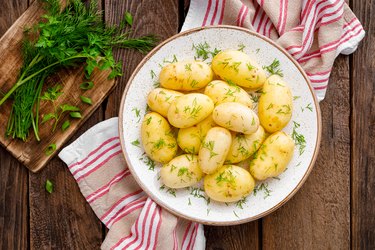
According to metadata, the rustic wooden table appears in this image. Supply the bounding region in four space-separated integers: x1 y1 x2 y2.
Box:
0 0 374 249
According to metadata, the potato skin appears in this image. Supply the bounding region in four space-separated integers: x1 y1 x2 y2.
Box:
167 93 214 128
258 75 293 133
177 115 216 154
211 50 267 89
198 127 232 174
249 131 295 180
159 60 214 91
204 165 255 202
204 80 253 108
212 102 259 134
226 125 267 164
160 154 203 188
147 88 183 117
141 112 177 163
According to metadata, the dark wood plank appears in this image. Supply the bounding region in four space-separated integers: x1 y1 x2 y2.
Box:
29 113 104 250
262 56 351 249
351 0 375 249
205 223 259 250
104 0 180 118
0 1 29 250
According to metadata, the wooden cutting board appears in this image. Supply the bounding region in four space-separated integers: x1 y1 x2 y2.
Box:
0 1 117 172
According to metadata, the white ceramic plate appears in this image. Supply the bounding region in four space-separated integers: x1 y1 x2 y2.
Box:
119 26 321 225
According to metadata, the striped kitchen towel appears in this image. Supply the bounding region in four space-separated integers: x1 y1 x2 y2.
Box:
183 0 365 101
59 1 364 250
59 118 205 250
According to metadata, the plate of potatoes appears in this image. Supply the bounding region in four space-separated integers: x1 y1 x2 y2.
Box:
119 26 321 225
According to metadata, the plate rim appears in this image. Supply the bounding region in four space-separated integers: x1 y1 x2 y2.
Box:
118 25 322 225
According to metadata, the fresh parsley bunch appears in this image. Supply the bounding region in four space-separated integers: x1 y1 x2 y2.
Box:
0 0 157 141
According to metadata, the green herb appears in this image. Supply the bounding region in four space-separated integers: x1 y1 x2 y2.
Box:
163 55 178 64
45 143 56 156
238 43 245 52
207 208 211 216
263 58 283 77
0 0 156 141
141 155 156 171
215 169 236 187
235 197 247 209
233 211 239 218
80 96 92 105
293 95 301 100
192 42 221 61
61 120 70 131
185 63 192 71
42 104 79 131
255 48 260 54
188 198 192 205
202 140 218 159
291 121 306 155
70 112 82 119
80 81 94 90
246 62 255 71
302 103 313 112
253 183 272 199
40 84 63 101
45 179 53 193
124 12 133 26
190 187 210 205
131 139 140 147
150 70 157 79
132 107 141 122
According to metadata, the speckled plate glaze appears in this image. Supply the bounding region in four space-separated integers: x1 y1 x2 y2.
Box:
119 26 321 225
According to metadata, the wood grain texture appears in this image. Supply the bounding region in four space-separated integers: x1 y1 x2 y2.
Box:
0 1 29 250
0 0 117 172
351 0 375 249
205 222 259 250
104 0 180 118
262 56 351 249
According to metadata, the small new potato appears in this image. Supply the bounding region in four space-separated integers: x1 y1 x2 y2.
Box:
198 127 232 174
204 80 253 108
168 93 214 128
226 125 267 164
159 60 214 91
147 88 183 117
250 131 295 180
258 75 293 133
213 102 259 134
211 50 267 89
204 165 255 202
177 115 216 154
160 154 203 188
141 112 177 163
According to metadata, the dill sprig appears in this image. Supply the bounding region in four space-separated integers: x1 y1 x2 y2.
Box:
263 58 283 77
0 0 157 141
291 121 306 155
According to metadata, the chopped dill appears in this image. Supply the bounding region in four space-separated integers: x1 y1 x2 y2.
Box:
263 58 283 77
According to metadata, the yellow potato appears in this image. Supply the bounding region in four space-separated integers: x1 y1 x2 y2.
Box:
177 115 216 154
160 154 204 188
249 131 295 180
211 50 267 89
204 80 253 108
141 112 177 163
258 75 293 133
159 60 214 91
226 125 267 164
167 93 214 128
204 165 255 202
198 127 232 174
212 102 259 134
147 88 183 117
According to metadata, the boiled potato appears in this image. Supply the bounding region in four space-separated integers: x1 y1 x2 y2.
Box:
160 60 214 91
258 75 293 133
212 102 259 134
168 93 214 128
226 125 267 164
211 50 267 89
177 115 216 154
147 88 183 117
204 165 255 202
249 131 294 180
160 154 204 188
204 80 253 108
198 127 232 174
141 112 177 163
